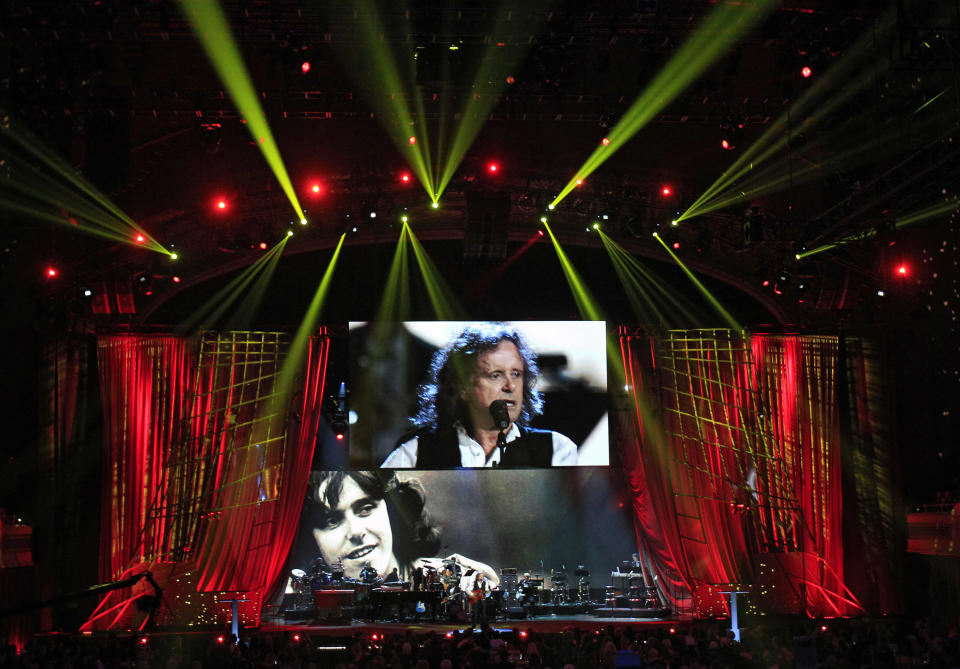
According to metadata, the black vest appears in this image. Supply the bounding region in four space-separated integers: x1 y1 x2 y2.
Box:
406 426 554 468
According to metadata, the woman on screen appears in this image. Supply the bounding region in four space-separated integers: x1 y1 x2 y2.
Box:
304 470 499 585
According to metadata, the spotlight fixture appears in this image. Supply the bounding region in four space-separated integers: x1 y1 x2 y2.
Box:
661 185 673 197
309 182 324 196
286 230 294 237
172 276 181 283
301 61 311 74
215 199 228 211
45 266 58 278
801 65 812 78
601 137 610 146
399 172 411 183
83 288 93 297
259 242 268 250
486 162 499 174
431 202 439 209
136 234 145 243
408 136 417 145
169 252 179 261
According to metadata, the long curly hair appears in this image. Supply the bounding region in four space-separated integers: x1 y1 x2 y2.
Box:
413 323 543 433
303 471 441 569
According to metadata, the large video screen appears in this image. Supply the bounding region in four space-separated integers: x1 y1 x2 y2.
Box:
347 321 609 469
288 468 635 588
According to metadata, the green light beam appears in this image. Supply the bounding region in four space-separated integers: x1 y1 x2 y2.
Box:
681 9 899 221
177 0 306 223
272 234 346 411
0 198 149 247
226 234 289 330
796 199 960 260
348 0 434 198
175 238 288 334
404 223 465 320
653 233 741 330
375 226 413 324
599 231 704 327
685 97 953 220
550 0 777 208
435 1 550 200
1 114 169 254
541 221 627 388
914 87 950 114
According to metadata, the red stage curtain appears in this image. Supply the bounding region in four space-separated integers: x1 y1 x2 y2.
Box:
96 336 196 581
190 333 330 625
619 331 877 617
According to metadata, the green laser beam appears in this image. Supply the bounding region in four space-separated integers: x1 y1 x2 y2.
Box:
175 239 288 334
435 1 549 200
347 0 434 199
599 231 704 327
551 0 777 208
1 113 169 254
653 233 741 331
681 9 899 221
226 236 288 330
272 233 346 411
177 0 305 224
796 199 960 260
405 223 465 320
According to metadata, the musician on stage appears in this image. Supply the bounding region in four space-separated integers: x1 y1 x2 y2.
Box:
465 571 492 626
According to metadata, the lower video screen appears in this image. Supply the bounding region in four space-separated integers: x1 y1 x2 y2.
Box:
286 468 636 600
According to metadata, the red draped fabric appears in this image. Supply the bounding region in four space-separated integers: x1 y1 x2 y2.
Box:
619 331 877 617
193 334 330 619
94 331 330 626
96 336 195 581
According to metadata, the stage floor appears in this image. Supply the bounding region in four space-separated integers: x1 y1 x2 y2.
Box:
258 611 695 638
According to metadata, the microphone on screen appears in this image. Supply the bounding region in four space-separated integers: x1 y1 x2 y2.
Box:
489 400 510 432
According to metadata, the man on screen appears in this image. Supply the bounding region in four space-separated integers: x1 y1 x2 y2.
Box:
381 322 577 468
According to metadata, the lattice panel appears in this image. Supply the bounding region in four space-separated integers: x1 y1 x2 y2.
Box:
657 329 800 552
147 331 291 561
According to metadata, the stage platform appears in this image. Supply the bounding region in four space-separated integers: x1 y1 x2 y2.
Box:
257 609 691 638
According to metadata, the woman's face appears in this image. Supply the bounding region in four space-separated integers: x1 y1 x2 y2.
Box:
312 476 398 579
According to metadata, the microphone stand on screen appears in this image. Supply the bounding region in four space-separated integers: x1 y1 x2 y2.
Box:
489 400 510 467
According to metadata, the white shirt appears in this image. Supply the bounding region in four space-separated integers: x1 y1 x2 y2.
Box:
381 423 578 468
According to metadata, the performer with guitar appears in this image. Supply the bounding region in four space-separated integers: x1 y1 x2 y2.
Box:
465 571 492 626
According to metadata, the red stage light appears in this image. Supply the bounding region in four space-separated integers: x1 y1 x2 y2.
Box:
46 266 58 278
400 172 411 183
661 186 673 197
487 162 499 174
310 183 323 195
216 636 225 644
301 61 311 74
139 637 148 646
172 276 181 283
292 634 301 642
519 631 527 638
136 234 145 243
336 433 344 441
506 75 515 84
259 242 268 250
408 136 417 145
538 230 544 236
672 242 680 249
801 66 812 78
601 137 610 146
215 199 228 211
721 139 731 150
896 264 908 276
446 631 454 639
762 279 770 287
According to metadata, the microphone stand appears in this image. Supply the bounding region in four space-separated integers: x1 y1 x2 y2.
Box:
496 428 507 463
